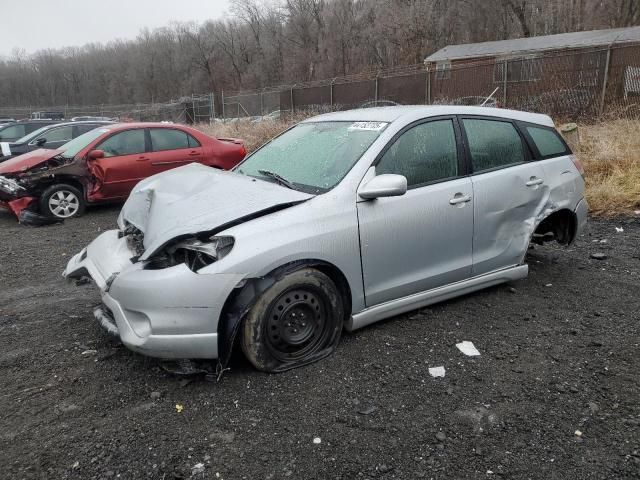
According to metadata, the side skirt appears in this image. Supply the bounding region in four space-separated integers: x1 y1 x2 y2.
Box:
346 265 528 331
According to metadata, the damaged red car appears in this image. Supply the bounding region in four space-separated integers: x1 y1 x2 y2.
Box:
0 123 246 224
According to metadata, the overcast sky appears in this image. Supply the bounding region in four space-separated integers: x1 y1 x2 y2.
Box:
1 0 231 56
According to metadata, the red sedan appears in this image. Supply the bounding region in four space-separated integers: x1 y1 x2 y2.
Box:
0 123 246 222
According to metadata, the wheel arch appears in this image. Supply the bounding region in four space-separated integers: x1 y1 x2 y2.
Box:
215 258 353 372
533 208 578 246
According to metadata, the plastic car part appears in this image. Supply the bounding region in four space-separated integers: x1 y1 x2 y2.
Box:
19 208 64 226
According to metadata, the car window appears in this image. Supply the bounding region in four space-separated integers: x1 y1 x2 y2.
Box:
97 129 146 157
73 124 100 137
526 126 568 157
150 128 190 151
236 121 387 194
376 119 458 187
463 119 525 172
0 124 26 140
38 125 73 143
187 134 201 148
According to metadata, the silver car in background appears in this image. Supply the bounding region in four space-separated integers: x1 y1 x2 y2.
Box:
64 106 587 373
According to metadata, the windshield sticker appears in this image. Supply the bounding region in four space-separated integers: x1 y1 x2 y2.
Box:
348 122 387 131
1 142 11 157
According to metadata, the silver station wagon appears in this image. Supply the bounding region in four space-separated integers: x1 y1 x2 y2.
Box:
64 106 587 373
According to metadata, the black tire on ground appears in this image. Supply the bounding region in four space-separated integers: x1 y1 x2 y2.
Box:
241 268 344 373
39 183 86 219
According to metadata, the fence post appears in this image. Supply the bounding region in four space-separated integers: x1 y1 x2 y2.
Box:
502 59 508 107
290 85 295 114
374 75 379 106
330 80 334 108
599 47 612 117
209 93 214 122
192 95 196 124
221 90 225 120
425 67 431 104
260 89 264 116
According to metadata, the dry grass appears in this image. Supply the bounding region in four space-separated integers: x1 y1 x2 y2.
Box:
197 113 312 153
573 119 640 216
197 116 640 217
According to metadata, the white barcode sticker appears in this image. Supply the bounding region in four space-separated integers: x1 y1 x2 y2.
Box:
348 122 387 131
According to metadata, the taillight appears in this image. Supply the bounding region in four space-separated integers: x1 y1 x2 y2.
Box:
239 146 247 158
570 155 585 177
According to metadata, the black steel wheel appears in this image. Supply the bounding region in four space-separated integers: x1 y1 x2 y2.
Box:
241 268 344 372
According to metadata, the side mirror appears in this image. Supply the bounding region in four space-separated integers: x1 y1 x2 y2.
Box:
89 149 105 160
36 138 46 146
358 174 407 200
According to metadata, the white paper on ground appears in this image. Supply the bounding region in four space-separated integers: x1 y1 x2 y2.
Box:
428 366 446 377
456 341 481 356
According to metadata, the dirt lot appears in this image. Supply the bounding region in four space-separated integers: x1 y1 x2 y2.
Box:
0 207 639 480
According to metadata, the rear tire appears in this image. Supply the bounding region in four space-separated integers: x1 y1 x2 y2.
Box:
241 268 343 373
39 184 86 219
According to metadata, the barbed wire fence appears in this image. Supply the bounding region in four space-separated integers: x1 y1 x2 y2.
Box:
1 43 639 123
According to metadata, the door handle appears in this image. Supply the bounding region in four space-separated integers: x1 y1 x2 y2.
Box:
188 151 200 156
449 193 472 205
136 156 149 162
526 177 544 187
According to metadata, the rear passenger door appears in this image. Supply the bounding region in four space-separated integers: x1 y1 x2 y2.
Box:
147 128 203 174
460 117 547 276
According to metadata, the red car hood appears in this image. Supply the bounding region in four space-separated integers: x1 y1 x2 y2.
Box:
0 148 63 174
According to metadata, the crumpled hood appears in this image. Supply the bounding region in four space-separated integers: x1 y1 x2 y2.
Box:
0 148 62 174
120 163 313 260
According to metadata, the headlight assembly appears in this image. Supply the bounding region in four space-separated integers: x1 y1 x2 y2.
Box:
146 236 234 272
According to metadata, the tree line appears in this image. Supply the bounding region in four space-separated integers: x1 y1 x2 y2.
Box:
0 0 638 109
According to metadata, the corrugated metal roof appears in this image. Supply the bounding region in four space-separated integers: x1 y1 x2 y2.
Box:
425 26 640 63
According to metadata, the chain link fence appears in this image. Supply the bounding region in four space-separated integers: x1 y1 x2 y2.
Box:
1 43 638 123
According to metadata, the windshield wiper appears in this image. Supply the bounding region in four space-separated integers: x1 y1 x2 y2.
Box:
258 169 297 191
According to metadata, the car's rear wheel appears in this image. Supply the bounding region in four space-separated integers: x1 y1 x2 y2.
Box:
40 184 86 219
241 268 343 372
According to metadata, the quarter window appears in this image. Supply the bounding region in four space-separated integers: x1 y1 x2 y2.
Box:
463 119 525 172
526 126 569 157
97 130 146 157
150 128 195 151
0 124 25 140
376 119 458 187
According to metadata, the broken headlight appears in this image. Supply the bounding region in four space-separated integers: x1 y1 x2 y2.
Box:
0 176 25 194
145 236 235 272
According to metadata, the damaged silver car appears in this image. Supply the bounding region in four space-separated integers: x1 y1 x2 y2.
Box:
64 106 587 373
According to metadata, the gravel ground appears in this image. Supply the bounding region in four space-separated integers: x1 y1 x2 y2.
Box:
1 206 639 480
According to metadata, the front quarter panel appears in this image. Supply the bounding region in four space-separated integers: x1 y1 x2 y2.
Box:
203 192 366 312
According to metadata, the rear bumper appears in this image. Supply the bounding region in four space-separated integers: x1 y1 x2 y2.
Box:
64 230 246 359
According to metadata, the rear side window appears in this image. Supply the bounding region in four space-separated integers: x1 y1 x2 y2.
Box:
73 124 100 137
377 119 458 187
39 126 73 143
97 130 146 157
150 128 190 151
526 126 569 157
463 119 525 173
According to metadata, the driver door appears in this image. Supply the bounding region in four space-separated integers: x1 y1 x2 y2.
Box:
356 117 474 307
88 128 149 199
